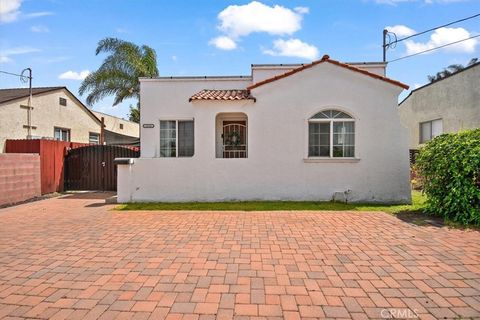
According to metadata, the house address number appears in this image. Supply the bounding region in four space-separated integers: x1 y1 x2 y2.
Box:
142 124 155 128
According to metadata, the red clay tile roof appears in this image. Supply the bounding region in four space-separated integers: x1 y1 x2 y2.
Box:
248 55 409 90
189 89 255 102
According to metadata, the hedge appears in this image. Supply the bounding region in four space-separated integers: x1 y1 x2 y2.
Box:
416 128 480 225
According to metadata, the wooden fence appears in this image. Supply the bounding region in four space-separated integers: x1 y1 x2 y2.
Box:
5 139 88 194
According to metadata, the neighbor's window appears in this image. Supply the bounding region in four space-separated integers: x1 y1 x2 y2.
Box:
59 97 67 106
308 109 355 158
54 127 70 142
89 132 100 144
119 123 124 130
420 119 443 143
160 120 194 157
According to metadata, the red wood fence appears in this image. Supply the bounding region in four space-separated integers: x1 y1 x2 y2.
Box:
5 139 89 194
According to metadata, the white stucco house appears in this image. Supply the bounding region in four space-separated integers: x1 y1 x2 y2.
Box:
117 55 411 203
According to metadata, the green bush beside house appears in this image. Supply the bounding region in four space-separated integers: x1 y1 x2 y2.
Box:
416 128 480 225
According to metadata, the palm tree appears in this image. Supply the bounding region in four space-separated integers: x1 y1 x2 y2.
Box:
428 58 478 83
79 38 159 122
128 104 140 123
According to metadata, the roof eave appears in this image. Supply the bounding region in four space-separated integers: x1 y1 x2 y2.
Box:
248 55 409 91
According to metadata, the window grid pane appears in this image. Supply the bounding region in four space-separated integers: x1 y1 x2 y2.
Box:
332 122 355 158
160 120 176 157
308 123 330 157
420 122 432 143
431 119 443 138
311 109 352 119
178 121 194 157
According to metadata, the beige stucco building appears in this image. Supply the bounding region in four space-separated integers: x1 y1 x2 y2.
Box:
0 87 102 152
93 111 139 145
398 62 480 149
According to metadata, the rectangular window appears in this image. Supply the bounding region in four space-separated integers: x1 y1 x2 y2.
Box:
420 119 443 143
160 120 194 157
119 123 124 130
333 122 355 157
54 127 70 141
308 123 330 157
178 121 194 157
59 97 67 106
309 121 355 158
89 132 100 144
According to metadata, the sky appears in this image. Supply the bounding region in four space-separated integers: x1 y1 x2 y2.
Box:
0 0 479 119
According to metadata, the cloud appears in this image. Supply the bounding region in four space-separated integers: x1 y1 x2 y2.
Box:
217 1 305 38
30 24 49 33
0 46 40 63
209 1 317 57
375 0 467 4
0 0 21 23
58 70 90 80
263 38 319 60
171 55 177 61
386 25 416 37
24 11 53 18
116 27 130 34
0 0 53 23
404 27 478 54
294 6 309 14
209 36 237 50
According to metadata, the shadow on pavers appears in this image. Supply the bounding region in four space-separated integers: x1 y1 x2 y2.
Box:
59 191 116 200
395 210 445 228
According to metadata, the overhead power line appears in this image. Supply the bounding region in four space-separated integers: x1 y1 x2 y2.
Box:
0 70 30 78
388 34 480 63
395 13 480 43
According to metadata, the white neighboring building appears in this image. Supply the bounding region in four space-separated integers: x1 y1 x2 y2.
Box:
117 55 411 203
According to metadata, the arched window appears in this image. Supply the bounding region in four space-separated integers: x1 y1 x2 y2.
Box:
308 109 355 158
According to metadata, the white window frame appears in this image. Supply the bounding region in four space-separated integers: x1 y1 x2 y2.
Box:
54 127 70 142
159 118 194 158
307 110 356 159
419 118 443 144
89 132 100 145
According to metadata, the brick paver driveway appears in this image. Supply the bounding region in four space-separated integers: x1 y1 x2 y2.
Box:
0 194 479 320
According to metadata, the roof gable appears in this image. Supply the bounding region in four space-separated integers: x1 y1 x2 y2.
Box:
0 86 101 125
247 55 409 90
0 87 64 104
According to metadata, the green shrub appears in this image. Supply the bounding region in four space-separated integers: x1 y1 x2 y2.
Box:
416 129 480 225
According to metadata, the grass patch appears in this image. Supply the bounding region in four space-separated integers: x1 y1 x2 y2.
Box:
116 191 426 214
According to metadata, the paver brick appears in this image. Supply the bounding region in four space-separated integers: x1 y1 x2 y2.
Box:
0 193 478 319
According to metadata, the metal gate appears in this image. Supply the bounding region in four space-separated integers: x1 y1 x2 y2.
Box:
223 122 247 158
64 145 139 191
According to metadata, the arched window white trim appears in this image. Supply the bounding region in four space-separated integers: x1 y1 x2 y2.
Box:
308 109 355 158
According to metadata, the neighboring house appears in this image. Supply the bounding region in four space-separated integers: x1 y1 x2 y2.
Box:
117 55 411 203
0 87 101 151
398 61 480 149
93 111 139 146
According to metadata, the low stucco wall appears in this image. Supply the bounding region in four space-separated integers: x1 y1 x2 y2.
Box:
0 153 41 207
117 156 411 203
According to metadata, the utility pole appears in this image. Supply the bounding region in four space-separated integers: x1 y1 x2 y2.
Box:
383 29 388 63
20 68 33 139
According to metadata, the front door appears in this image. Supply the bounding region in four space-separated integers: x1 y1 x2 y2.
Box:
222 121 247 158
